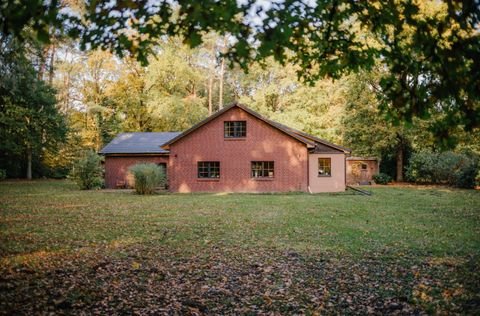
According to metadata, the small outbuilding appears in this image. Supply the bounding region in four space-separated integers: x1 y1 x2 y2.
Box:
346 157 380 185
99 132 181 188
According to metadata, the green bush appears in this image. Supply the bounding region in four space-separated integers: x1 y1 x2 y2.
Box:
372 173 392 185
406 151 478 188
453 159 478 189
128 163 166 195
0 169 6 180
70 150 103 190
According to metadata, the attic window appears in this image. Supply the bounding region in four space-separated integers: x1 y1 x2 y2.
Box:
224 121 246 138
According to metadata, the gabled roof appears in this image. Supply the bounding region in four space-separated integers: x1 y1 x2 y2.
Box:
99 132 181 155
161 102 350 153
266 119 351 153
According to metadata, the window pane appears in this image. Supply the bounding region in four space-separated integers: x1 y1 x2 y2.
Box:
251 161 274 178
224 121 246 138
318 158 331 176
198 161 220 178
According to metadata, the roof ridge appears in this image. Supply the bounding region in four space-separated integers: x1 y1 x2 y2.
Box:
161 102 319 149
160 102 349 153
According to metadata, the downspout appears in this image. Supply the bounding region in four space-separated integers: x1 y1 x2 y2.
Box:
307 149 312 194
344 153 347 191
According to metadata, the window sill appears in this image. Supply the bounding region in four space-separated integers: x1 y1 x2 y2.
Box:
197 178 220 182
252 177 275 181
224 137 246 141
318 175 332 177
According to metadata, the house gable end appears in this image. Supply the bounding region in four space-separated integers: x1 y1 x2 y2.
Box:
161 103 315 149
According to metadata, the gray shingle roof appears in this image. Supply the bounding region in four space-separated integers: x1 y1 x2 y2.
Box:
99 132 181 154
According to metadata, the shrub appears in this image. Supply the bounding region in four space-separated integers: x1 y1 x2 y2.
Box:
70 150 103 190
406 151 478 188
372 173 392 185
405 151 436 183
128 163 166 195
452 158 478 189
0 169 6 180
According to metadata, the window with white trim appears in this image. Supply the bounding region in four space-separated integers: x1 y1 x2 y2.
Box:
318 158 331 177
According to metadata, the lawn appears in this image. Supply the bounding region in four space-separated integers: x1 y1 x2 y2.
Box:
1 180 479 314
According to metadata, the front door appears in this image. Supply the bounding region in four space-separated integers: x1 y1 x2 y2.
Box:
360 163 368 183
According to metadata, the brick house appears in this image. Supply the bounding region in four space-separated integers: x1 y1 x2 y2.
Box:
100 103 351 193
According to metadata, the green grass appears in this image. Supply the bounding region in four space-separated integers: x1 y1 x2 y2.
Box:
0 180 479 314
1 180 479 259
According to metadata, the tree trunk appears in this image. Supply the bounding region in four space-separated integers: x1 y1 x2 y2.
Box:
218 36 227 109
48 43 56 85
218 56 224 109
208 76 213 115
26 146 32 180
38 46 50 80
396 145 404 182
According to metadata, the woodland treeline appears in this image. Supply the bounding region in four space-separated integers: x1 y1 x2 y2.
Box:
1 1 479 183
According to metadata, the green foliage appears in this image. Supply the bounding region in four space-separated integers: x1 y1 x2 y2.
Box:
0 36 68 178
406 151 478 188
128 163 166 195
3 1 479 139
0 169 6 180
372 173 392 185
70 150 103 190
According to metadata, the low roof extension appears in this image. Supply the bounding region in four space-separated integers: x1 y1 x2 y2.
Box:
99 132 181 155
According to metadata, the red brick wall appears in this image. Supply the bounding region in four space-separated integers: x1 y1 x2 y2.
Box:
169 107 308 192
104 155 169 189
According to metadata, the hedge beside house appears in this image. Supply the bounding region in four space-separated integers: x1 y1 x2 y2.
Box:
406 151 478 188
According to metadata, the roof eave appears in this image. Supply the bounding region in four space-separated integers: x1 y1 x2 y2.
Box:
101 152 171 156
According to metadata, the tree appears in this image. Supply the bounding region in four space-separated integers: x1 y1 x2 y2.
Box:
109 39 208 132
0 36 67 179
236 58 347 144
70 150 103 189
342 70 435 181
2 1 479 140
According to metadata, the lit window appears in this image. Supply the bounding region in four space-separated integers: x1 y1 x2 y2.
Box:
224 121 246 138
198 161 220 178
318 158 331 177
251 161 274 178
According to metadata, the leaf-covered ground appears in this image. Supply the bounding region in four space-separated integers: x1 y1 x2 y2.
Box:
1 180 479 314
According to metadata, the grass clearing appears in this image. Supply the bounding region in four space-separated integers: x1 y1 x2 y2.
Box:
1 180 479 314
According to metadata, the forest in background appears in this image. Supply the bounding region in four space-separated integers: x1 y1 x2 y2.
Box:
1 1 479 184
